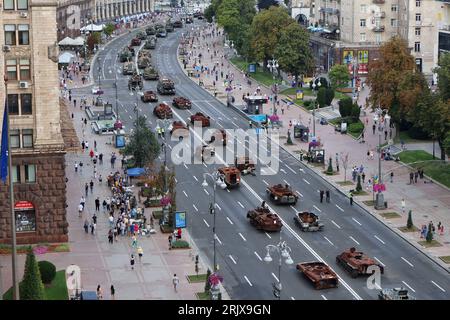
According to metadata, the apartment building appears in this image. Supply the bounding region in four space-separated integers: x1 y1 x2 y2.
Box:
0 0 68 244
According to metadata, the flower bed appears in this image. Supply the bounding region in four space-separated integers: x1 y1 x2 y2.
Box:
170 240 190 249
0 243 70 255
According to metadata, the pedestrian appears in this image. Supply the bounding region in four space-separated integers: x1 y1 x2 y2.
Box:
325 190 330 203
319 190 324 203
96 285 103 300
98 174 103 185
102 199 107 213
110 285 115 300
83 219 89 233
99 153 103 165
137 246 143 262
95 197 100 211
390 172 394 183
90 222 95 234
409 172 414 184
90 180 94 193
74 162 78 172
92 213 97 225
79 161 83 173
168 234 173 249
108 229 114 244
85 183 89 196
130 254 135 270
349 192 353 206
372 124 376 135
109 214 114 229
361 172 366 184
131 234 137 248
401 198 406 214
414 171 418 183
172 274 179 292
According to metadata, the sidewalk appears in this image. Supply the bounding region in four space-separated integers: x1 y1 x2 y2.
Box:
178 24 450 269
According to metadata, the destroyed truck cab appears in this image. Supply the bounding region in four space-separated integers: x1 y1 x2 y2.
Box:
217 167 240 188
296 262 339 290
246 206 282 232
266 184 298 205
336 247 385 278
294 211 324 232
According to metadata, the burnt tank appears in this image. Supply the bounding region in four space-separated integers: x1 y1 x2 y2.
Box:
336 247 385 278
293 211 324 232
217 167 240 188
246 206 282 232
296 262 339 290
266 184 298 205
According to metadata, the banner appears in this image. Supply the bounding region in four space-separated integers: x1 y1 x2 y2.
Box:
357 50 369 74
1 101 8 183
343 50 354 75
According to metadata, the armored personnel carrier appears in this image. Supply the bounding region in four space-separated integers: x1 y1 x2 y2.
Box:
170 121 189 137
172 96 192 109
296 262 339 290
190 112 210 127
246 206 282 232
144 39 156 50
130 37 141 46
119 49 132 62
234 156 256 176
145 26 156 35
153 103 173 119
157 78 175 95
141 90 158 103
122 62 136 75
294 212 324 232
266 184 298 205
137 56 152 69
128 73 143 91
143 67 159 80
165 23 174 32
217 167 240 188
336 247 385 278
137 31 146 40
378 287 415 300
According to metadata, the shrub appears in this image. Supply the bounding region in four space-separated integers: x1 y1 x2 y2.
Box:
338 97 353 117
38 261 56 284
204 269 212 292
324 88 335 106
317 87 327 108
356 175 362 192
303 100 312 108
171 240 190 249
348 122 364 134
19 252 46 300
426 223 433 242
350 104 361 119
407 210 413 229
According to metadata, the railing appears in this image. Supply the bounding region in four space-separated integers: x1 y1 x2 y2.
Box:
373 25 385 32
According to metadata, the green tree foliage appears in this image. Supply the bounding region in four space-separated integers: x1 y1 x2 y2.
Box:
327 157 333 174
86 32 101 52
250 6 293 68
103 23 115 36
122 116 160 167
356 174 362 192
329 64 350 89
19 252 46 300
324 88 335 106
426 223 433 243
309 77 329 90
434 53 450 101
204 5 215 22
338 97 353 117
274 23 313 84
38 261 56 285
317 87 327 108
444 132 450 157
406 210 413 229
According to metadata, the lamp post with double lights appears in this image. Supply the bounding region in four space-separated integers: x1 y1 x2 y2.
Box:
267 58 279 81
374 108 389 210
201 172 227 272
157 118 171 223
311 78 321 137
263 237 294 300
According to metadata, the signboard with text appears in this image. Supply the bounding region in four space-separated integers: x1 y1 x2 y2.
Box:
175 211 187 228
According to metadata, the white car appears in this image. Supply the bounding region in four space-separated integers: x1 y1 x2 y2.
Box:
91 86 104 95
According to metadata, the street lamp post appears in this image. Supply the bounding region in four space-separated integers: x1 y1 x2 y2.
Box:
311 78 321 137
264 236 294 300
201 172 227 272
375 109 388 210
267 58 279 81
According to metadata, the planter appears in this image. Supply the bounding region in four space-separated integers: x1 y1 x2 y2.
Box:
152 210 163 219
0 243 70 255
160 224 174 233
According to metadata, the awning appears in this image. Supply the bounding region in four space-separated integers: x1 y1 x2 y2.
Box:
80 24 104 32
127 168 145 177
58 52 75 64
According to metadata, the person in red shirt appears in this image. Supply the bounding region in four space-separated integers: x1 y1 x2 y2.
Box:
89 149 94 159
177 228 182 240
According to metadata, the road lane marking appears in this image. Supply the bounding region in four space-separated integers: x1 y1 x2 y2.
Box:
226 217 233 225
336 204 344 212
231 121 238 127
265 232 271 239
402 281 416 293
244 276 253 286
215 203 222 210
271 273 279 282
226 189 230 193
280 168 287 174
254 251 262 261
331 220 341 229
215 235 222 245
296 191 304 197
262 180 269 186
321 295 327 300
283 179 289 185
290 205 297 213
204 189 209 195
401 257 414 268
313 205 322 212
129 115 132 119
352 218 362 226
193 175 198 181
324 236 334 246
285 165 296 174
431 281 446 292
237 201 244 208
229 255 237 264
203 163 207 168
349 236 360 245
203 219 209 227
183 163 188 169
303 178 310 185
374 235 385 245
291 297 295 300
183 190 188 197
144 114 147 118
192 204 198 212
238 233 247 242
373 257 385 267
174 178 177 183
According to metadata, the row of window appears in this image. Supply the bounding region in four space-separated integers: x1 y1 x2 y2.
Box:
359 33 383 43
12 164 36 184
10 128 33 149
360 1 421 14
359 19 398 28
4 24 29 46
8 94 32 115
3 0 28 10
6 57 30 80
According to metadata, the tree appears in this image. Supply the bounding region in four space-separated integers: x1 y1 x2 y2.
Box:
204 5 215 22
340 152 349 182
444 132 450 157
406 210 413 229
122 116 160 167
434 52 450 101
317 87 327 108
356 175 362 192
274 23 313 85
86 32 101 52
250 6 293 69
103 23 115 36
338 97 353 117
38 261 56 285
204 269 212 292
426 223 433 243
327 157 333 174
19 252 46 300
329 64 350 89
324 88 335 106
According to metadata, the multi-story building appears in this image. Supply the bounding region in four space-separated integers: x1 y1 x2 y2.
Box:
436 1 450 70
0 0 68 244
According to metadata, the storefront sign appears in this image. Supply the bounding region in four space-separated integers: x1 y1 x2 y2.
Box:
343 50 354 74
357 50 369 74
15 201 34 209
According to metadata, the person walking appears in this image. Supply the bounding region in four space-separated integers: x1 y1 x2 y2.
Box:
390 172 394 183
83 219 89 233
409 172 414 184
168 234 173 249
349 192 354 206
90 180 94 193
325 190 330 203
108 229 114 244
172 274 179 292
102 199 107 213
319 190 324 203
401 198 406 214
78 203 84 217
74 162 78 173
137 246 143 262
110 285 115 300
130 254 135 270
96 285 103 300
131 234 137 248
85 183 89 197
95 197 100 212
90 222 95 235
414 171 419 183
361 172 366 184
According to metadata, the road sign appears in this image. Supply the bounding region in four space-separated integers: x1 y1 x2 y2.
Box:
248 63 256 73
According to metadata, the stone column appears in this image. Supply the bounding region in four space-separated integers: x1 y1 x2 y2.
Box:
119 0 124 16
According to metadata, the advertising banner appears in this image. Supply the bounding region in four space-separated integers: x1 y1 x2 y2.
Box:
175 211 187 228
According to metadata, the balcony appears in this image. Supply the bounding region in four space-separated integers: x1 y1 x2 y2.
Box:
374 11 386 18
372 0 386 4
373 25 385 32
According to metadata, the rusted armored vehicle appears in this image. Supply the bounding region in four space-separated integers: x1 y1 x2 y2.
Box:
157 78 175 95
195 144 215 161
170 121 189 138
130 37 141 46
137 31 146 40
246 206 282 232
143 67 159 80
190 112 210 127
234 156 256 176
128 73 143 90
217 167 240 188
144 38 156 49
173 20 183 28
122 62 136 75
294 212 324 232
297 262 338 289
146 26 156 35
141 90 158 103
336 247 385 278
127 46 135 56
378 287 415 300
138 56 152 69
153 103 173 119
208 129 227 146
266 184 298 205
138 49 151 58
172 96 192 109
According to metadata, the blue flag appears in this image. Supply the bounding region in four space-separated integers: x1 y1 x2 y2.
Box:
1 101 8 183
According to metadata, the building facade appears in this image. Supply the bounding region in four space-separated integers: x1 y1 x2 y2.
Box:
1 0 68 244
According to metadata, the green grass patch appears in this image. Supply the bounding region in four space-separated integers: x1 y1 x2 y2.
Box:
418 240 443 248
439 256 450 264
170 240 190 249
280 87 314 96
337 181 354 186
152 210 163 219
53 244 70 252
352 190 369 196
380 212 401 219
323 170 337 176
363 200 375 206
395 130 431 144
3 270 68 300
398 225 420 232
187 274 207 283
397 150 450 188
229 57 279 87
196 291 210 300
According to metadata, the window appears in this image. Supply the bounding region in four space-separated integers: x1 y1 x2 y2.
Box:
6 59 17 80
416 0 421 7
376 34 382 43
391 19 398 27
8 94 19 115
24 164 36 183
416 14 421 22
22 129 33 148
391 4 398 12
360 4 367 13
20 94 32 115
19 58 30 80
415 42 421 52
18 25 29 45
4 24 16 46
15 202 36 233
360 33 366 42
17 0 28 10
4 0 15 10
11 129 20 148
415 27 421 36
360 19 366 27
12 166 21 183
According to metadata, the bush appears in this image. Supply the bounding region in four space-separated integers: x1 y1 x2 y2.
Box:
350 104 361 119
204 269 212 292
38 261 56 284
171 240 190 249
324 88 335 106
19 252 46 300
338 97 353 117
407 210 413 229
348 122 364 134
407 125 430 140
303 100 312 108
317 87 327 108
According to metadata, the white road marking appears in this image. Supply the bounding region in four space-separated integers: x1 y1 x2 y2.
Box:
244 276 253 286
290 205 297 213
183 190 188 197
401 257 414 268
285 165 296 174
215 235 222 245
336 204 344 212
215 203 222 211
291 297 295 300
402 281 416 293
324 236 334 246
265 232 271 239
203 219 209 227
203 163 207 168
174 178 177 183
226 217 233 225
299 168 305 172
193 204 198 212
321 295 327 300
331 220 341 229
231 121 238 127
193 175 198 181
238 233 247 242
226 189 230 193
313 205 322 212
183 163 188 169
237 201 244 208
262 180 269 186
254 251 262 261
374 235 385 245
280 168 287 174
229 255 237 264
373 257 385 267
349 236 360 245
217 122 224 128
352 218 362 226
129 115 132 119
303 178 311 185
204 189 209 195
296 191 304 197
431 281 446 292
283 179 289 185
144 114 147 118
271 273 279 282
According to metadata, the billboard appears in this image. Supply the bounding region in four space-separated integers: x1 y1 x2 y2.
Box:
343 50 354 74
175 211 187 228
357 50 369 74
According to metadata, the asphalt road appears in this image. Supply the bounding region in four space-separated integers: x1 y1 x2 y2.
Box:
76 16 450 300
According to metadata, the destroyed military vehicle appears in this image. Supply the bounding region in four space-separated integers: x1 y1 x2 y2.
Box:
234 156 256 176
143 67 159 80
172 96 192 109
217 167 240 188
266 184 299 205
122 62 136 75
336 247 385 278
293 211 324 232
141 90 158 103
128 73 143 91
246 206 282 232
296 262 339 290
153 103 173 119
190 112 210 127
157 78 175 95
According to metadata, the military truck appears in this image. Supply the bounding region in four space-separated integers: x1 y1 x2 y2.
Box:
246 206 282 232
294 212 324 232
122 62 136 75
157 78 175 95
266 184 298 205
217 167 240 188
296 262 339 290
128 73 143 91
143 67 159 80
137 56 152 69
145 26 156 35
153 103 173 119
137 31 146 40
378 288 415 300
336 247 385 278
119 49 132 62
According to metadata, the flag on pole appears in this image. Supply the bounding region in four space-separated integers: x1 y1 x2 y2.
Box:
1 101 8 183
